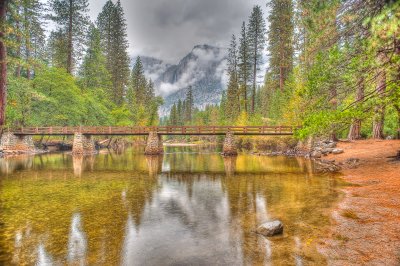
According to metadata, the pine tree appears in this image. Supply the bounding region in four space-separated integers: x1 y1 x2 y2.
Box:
79 24 111 91
146 79 155 103
47 29 68 68
97 0 130 105
177 99 183 125
226 34 240 121
23 0 45 79
247 5 266 113
238 22 251 113
49 0 89 74
169 103 178 125
185 86 194 122
267 0 294 91
129 56 147 106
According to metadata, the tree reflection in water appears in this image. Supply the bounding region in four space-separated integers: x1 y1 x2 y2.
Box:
0 147 342 265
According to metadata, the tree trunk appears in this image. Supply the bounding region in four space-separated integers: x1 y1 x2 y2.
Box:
24 5 31 80
348 77 365 140
0 0 7 126
251 32 258 114
279 46 284 91
372 68 386 139
15 7 21 77
395 104 400 140
330 86 338 141
67 0 73 74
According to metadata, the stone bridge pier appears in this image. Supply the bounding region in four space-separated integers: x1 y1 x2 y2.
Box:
72 133 97 155
222 132 238 156
222 132 237 156
145 132 163 155
0 132 35 153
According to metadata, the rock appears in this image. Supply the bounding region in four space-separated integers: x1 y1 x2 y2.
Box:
256 220 284 237
324 142 337 149
332 148 344 154
314 159 342 172
322 148 334 154
320 159 335 164
311 151 322 158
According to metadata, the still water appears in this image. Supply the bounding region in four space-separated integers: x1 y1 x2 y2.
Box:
0 146 342 265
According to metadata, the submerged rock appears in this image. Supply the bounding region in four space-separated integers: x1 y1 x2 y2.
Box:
256 220 284 237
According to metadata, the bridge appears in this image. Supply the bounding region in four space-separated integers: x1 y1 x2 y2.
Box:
1 125 297 156
10 126 296 136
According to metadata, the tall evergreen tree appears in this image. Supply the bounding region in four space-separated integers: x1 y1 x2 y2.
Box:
177 99 183 125
47 29 68 68
238 22 251 113
226 34 240 121
49 0 89 74
22 0 45 79
129 56 147 106
169 103 178 125
97 0 130 105
267 0 294 91
79 24 111 91
185 86 194 122
247 5 266 113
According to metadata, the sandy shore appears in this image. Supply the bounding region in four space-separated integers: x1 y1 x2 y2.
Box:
318 140 400 265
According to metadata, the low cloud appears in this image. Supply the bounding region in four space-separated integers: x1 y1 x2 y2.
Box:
88 0 266 62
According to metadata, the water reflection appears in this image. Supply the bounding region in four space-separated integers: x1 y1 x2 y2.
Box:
37 244 53 266
0 147 342 265
122 215 136 266
145 155 163 177
223 156 237 176
72 155 84 177
67 213 87 265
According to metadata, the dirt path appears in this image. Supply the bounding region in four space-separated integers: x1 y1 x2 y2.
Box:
318 140 400 265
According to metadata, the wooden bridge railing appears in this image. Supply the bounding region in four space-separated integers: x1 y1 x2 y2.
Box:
7 125 298 136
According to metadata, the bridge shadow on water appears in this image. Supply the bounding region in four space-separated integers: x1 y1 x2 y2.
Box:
0 146 342 265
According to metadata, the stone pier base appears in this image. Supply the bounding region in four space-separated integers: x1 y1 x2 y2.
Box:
0 132 35 153
72 133 97 155
145 132 163 155
222 132 238 156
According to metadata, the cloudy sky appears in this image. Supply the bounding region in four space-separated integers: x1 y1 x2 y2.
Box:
88 0 267 63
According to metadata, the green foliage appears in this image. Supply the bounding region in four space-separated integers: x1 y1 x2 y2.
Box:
110 105 132 126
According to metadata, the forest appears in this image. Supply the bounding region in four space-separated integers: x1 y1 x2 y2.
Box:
0 0 162 128
0 0 399 140
166 0 400 140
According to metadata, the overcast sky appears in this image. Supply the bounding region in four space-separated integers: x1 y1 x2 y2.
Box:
88 0 267 63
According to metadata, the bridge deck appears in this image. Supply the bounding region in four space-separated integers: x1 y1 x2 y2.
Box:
8 126 297 136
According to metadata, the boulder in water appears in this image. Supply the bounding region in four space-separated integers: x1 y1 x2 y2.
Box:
256 220 284 237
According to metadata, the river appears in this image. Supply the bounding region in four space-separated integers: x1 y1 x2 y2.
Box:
0 146 343 265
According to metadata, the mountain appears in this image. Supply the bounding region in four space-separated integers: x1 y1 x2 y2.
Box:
140 44 228 116
140 56 171 83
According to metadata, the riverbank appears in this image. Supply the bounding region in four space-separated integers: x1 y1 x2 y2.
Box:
317 140 400 265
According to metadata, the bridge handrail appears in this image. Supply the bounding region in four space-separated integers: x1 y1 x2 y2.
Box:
6 125 300 135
